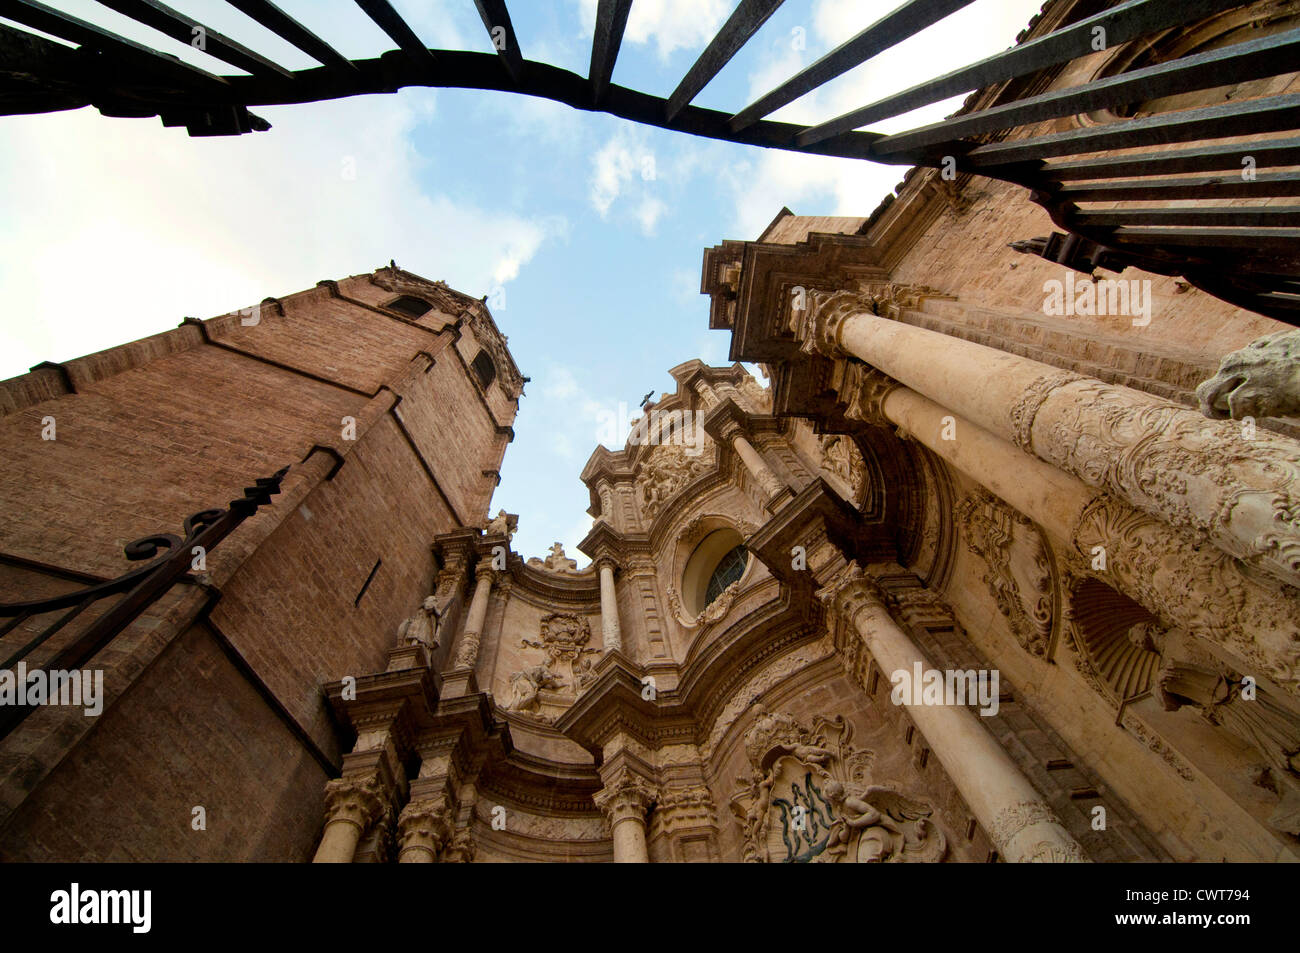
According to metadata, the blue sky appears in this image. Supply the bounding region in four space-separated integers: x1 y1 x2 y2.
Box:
0 0 1045 564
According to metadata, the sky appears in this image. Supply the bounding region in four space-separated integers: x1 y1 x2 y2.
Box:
0 0 1047 566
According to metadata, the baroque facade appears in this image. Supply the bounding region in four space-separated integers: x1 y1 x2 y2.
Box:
2 0 1300 863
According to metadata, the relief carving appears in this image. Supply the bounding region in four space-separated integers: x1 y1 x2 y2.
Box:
1070 494 1300 695
503 613 599 723
729 706 945 863
955 489 1053 658
819 433 866 500
1038 378 1300 589
636 444 711 520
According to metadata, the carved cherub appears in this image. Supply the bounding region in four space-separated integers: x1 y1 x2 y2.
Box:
822 780 944 863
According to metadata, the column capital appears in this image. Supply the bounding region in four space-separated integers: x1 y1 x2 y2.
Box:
322 775 388 833
794 290 874 359
816 562 890 622
594 771 657 827
840 363 901 428
396 798 453 860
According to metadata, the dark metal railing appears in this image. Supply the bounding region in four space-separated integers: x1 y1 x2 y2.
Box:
0 467 288 741
0 0 1296 320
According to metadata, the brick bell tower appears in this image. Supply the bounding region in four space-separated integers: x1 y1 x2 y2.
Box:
0 264 523 861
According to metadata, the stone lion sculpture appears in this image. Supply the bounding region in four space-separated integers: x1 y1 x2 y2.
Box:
1196 329 1300 421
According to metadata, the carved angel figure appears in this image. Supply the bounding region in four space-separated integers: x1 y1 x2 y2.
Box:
396 596 440 651
821 780 945 863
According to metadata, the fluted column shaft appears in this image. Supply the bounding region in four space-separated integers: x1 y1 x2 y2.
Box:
827 302 1300 590
454 564 494 668
827 576 1086 862
598 560 622 652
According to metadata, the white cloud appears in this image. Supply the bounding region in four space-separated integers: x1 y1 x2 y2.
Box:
575 0 729 61
635 196 667 235
722 0 1047 238
0 94 556 379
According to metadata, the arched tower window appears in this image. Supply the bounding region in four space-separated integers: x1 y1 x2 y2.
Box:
471 350 497 389
387 295 433 318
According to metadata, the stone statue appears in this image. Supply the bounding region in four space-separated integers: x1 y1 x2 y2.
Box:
396 595 440 651
485 509 517 541
1196 328 1300 420
1157 658 1300 834
527 542 579 573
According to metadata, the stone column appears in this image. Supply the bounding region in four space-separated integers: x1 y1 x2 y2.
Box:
719 418 787 506
594 773 656 863
876 384 1300 697
804 290 1300 590
821 568 1087 862
454 560 495 668
312 776 386 863
597 557 623 652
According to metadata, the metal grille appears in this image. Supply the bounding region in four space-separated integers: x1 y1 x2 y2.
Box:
1 0 1296 321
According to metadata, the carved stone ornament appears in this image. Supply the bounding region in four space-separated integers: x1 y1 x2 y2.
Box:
594 773 657 827
636 444 711 521
526 542 580 573
397 798 453 858
322 775 387 832
793 290 867 359
819 433 866 499
1069 493 1300 695
990 801 1089 863
735 374 772 413
1196 328 1300 421
504 613 599 722
857 282 957 321
955 489 1053 658
839 363 899 428
729 706 945 864
1036 377 1300 590
666 580 741 630
1157 659 1300 834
